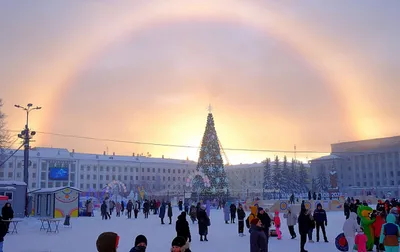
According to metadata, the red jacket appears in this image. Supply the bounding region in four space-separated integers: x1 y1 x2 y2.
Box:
372 215 386 238
274 212 281 227
355 232 367 251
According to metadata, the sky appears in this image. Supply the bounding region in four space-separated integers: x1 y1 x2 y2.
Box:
0 1 399 165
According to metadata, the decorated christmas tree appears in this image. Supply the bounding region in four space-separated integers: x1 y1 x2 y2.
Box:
196 111 228 196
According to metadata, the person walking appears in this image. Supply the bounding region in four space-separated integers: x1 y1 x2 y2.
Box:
197 207 210 242
127 200 133 219
284 206 297 239
143 200 149 219
372 211 385 252
298 207 312 252
274 211 282 240
134 204 139 219
176 212 191 242
355 227 368 252
159 202 166 224
306 209 315 243
230 203 237 224
184 201 189 215
101 201 110 220
313 203 328 242
121 201 125 215
237 204 246 237
0 216 8 252
379 213 400 252
258 208 271 251
178 200 183 211
250 218 267 252
224 203 230 224
190 204 197 224
1 203 13 232
115 201 121 217
168 202 173 224
343 212 360 252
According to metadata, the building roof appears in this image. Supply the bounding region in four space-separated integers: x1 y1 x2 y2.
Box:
2 147 197 165
331 135 400 153
32 186 82 193
0 181 27 186
0 186 16 191
311 154 342 162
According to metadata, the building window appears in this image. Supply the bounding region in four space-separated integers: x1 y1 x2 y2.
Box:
147 168 150 173
178 169 181 174
70 173 75 181
106 175 109 180
112 167 116 172
32 182 36 188
124 167 128 172
152 168 155 173
80 165 84 171
80 175 84 180
8 163 12 169
32 172 36 178
5 192 13 200
168 169 170 173
41 182 46 188
178 177 180 181
100 166 104 172
136 168 139 172
136 176 138 180
56 181 61 187
87 166 91 172
106 166 110 172
112 175 116 180
183 170 185 174
158 168 160 173
33 163 37 169
80 184 84 189
71 164 76 172
153 184 155 189
100 175 103 180
152 176 155 181
130 176 133 180
8 172 12 178
86 175 90 180
130 167 133 173
93 184 97 189
163 177 165 181
168 177 170 181
124 175 128 181
100 184 103 189
163 169 166 173
0 172 3 177
93 175 97 180
17 162 21 168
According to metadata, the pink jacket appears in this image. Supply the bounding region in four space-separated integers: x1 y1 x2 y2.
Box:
355 232 367 251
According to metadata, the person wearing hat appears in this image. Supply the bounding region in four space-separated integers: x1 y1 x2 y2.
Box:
176 212 191 242
258 207 272 249
197 206 210 241
250 218 267 252
129 234 147 252
171 236 191 252
96 232 119 252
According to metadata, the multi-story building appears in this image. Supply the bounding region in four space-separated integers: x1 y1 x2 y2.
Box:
310 136 400 197
0 147 197 196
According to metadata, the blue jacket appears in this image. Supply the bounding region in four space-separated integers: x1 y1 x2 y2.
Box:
379 214 400 246
159 203 166 218
313 204 327 224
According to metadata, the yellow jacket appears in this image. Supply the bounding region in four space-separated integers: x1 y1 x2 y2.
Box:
249 206 258 223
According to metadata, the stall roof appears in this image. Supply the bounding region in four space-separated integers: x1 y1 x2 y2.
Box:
0 186 16 191
0 181 27 186
32 186 82 193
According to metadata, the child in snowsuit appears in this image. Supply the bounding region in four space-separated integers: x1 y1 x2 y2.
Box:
274 211 282 240
355 227 368 252
379 213 400 252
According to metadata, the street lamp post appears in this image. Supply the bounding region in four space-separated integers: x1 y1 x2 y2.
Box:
15 103 41 217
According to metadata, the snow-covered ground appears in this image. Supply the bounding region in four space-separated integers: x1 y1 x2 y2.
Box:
7 209 346 252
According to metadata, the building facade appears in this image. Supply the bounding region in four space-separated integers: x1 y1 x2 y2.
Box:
310 136 400 197
0 147 197 196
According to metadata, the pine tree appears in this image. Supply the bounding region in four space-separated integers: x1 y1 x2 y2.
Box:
263 158 272 189
196 112 228 196
298 162 309 192
290 159 299 192
316 166 329 192
272 156 282 192
281 156 290 193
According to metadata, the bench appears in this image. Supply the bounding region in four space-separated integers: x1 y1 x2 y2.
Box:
3 219 23 234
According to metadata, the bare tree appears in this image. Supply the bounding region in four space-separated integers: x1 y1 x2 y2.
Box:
0 99 10 163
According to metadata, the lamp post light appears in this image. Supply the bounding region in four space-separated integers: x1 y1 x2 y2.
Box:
15 103 41 216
